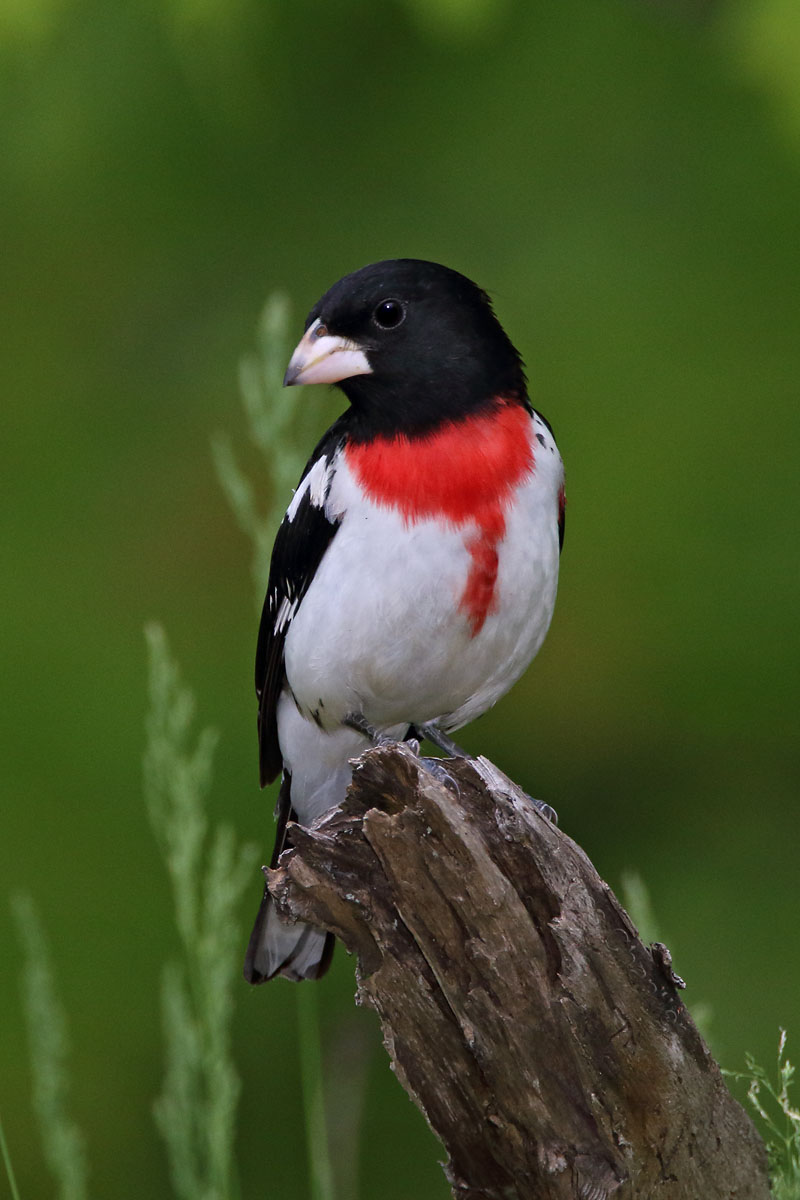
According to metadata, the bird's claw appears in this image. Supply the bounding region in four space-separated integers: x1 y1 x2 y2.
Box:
420 756 460 796
524 793 558 824
402 736 459 794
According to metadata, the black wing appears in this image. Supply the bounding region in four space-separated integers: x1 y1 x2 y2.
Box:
255 423 347 786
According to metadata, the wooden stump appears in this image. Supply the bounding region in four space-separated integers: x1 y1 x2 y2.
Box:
269 743 769 1200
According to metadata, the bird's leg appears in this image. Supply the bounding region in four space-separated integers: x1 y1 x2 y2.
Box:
414 722 468 758
343 711 395 745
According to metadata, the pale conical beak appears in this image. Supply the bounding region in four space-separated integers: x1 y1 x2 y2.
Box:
283 319 373 387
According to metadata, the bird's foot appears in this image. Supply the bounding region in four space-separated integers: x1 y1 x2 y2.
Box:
524 793 558 825
418 756 460 795
344 714 460 794
401 731 459 793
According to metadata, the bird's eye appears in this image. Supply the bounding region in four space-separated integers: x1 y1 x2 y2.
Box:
372 299 405 329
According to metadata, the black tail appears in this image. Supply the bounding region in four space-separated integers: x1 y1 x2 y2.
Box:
243 771 335 983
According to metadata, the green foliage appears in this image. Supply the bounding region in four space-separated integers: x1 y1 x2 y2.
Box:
143 623 258 1200
726 1030 800 1200
212 293 308 599
9 292 334 1200
10 894 91 1200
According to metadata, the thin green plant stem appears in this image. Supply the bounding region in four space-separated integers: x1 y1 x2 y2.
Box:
0 1112 23 1200
297 986 336 1200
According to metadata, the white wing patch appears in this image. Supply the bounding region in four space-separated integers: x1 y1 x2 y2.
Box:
286 455 331 522
274 595 299 634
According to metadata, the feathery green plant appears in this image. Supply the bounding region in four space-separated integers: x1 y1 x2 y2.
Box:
10 893 91 1200
143 622 258 1200
213 292 338 1200
212 292 310 602
7 293 342 1200
7 633 258 1200
726 1030 800 1200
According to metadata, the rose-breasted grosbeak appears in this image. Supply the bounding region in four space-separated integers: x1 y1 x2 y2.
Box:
244 259 565 983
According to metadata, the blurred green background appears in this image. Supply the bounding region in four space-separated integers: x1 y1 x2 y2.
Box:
2 0 799 1195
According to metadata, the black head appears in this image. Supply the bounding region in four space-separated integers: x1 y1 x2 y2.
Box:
284 259 527 438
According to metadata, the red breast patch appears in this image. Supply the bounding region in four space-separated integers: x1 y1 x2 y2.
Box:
345 400 534 635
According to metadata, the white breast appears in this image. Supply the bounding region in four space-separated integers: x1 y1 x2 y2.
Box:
283 414 563 734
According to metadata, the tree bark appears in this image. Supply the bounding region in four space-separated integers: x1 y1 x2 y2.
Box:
269 743 770 1200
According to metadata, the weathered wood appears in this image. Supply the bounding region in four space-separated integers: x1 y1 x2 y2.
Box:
269 743 769 1200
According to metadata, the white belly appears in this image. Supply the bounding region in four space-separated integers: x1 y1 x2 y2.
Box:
283 427 562 734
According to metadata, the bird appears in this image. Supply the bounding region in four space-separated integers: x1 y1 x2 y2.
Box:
244 258 565 984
